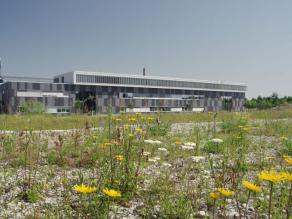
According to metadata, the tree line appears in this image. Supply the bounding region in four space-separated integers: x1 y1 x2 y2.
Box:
244 93 292 110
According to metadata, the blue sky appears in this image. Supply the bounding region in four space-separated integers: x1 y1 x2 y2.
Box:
1 0 292 98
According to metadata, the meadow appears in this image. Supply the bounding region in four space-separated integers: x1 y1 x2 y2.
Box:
0 110 292 218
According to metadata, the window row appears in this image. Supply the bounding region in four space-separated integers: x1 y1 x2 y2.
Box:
75 74 246 91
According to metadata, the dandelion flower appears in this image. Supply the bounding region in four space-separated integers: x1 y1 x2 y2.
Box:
284 155 292 165
102 188 122 197
258 170 284 184
281 172 292 181
217 188 234 197
210 192 220 199
115 155 124 161
73 184 97 193
242 180 261 192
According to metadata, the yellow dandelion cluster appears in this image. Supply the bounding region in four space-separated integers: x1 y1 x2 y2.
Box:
217 188 234 197
73 184 97 193
258 170 284 184
115 155 124 161
242 180 261 192
210 192 220 199
283 155 292 165
102 188 122 197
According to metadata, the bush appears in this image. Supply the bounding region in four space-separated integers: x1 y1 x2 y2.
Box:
19 100 45 114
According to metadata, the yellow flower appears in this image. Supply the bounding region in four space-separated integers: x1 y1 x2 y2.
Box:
265 156 275 160
217 188 234 197
242 180 261 192
73 184 97 193
174 140 182 145
284 155 292 165
128 133 135 139
280 136 288 141
135 128 143 133
128 118 136 123
281 172 292 181
147 117 154 121
115 155 124 161
102 188 122 197
258 170 284 184
210 192 220 199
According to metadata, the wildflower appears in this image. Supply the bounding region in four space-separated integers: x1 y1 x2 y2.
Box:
73 184 97 193
174 140 182 145
280 136 288 141
128 133 135 139
217 188 234 197
210 192 220 199
210 138 223 143
190 156 205 162
184 142 196 147
258 170 284 184
162 162 172 167
284 155 292 165
135 127 143 133
265 156 275 161
142 151 151 156
115 155 124 161
144 139 162 144
181 145 194 150
157 147 168 152
147 117 154 121
242 180 262 192
102 188 122 197
281 172 292 181
128 118 136 123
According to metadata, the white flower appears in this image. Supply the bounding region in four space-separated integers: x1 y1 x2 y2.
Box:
157 147 168 152
143 151 151 156
181 145 194 150
184 142 196 147
153 156 160 161
148 158 157 163
144 139 162 144
190 156 205 162
148 157 160 162
162 162 172 167
209 138 223 143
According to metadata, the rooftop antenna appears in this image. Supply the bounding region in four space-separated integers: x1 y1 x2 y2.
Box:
143 67 146 76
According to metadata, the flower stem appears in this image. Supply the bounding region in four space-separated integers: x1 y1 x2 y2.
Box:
268 183 273 219
287 183 292 219
212 199 216 219
244 190 251 219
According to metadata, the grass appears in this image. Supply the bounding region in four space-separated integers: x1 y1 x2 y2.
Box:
1 108 292 130
0 110 292 218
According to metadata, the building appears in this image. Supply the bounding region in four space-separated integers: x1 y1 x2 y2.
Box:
0 70 247 114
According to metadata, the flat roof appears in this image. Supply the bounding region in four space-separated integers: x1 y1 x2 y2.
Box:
71 70 246 87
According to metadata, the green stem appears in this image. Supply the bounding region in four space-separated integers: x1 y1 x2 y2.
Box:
268 183 273 219
287 183 292 219
244 190 251 219
212 199 216 219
